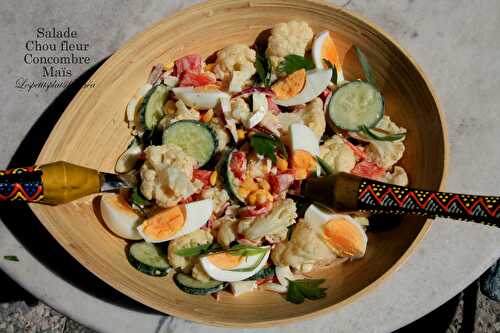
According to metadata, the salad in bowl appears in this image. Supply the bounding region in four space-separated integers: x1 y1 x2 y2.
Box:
100 20 408 303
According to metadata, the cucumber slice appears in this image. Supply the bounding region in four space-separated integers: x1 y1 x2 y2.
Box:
221 150 245 204
162 120 217 167
140 84 169 130
246 266 275 281
328 81 384 131
174 272 226 295
127 242 170 276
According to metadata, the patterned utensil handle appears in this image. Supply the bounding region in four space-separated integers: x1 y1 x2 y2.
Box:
357 179 500 227
0 166 44 202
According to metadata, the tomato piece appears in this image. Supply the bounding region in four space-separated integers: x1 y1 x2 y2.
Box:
192 169 213 188
229 151 247 180
178 71 216 87
238 202 273 217
174 54 202 76
351 160 386 179
268 173 295 194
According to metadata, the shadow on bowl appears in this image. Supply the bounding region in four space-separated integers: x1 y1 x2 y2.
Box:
0 58 156 314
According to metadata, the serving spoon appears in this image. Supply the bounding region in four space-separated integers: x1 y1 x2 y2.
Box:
0 161 498 228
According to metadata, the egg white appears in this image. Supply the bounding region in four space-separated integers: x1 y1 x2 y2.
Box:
200 247 271 282
100 194 142 240
137 199 213 243
312 31 345 83
274 69 332 107
289 123 321 176
172 87 230 109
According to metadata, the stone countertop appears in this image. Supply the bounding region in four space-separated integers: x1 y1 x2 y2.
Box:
1 0 500 332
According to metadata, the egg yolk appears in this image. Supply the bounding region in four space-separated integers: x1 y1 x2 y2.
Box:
142 205 185 241
291 150 318 180
271 68 306 99
321 34 341 71
322 219 365 257
208 252 243 270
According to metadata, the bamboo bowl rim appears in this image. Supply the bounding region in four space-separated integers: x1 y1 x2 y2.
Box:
31 0 448 327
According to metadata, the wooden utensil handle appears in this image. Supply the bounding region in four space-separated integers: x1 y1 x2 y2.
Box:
357 179 500 227
0 166 44 202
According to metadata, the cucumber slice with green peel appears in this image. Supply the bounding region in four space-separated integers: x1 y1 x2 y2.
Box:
328 81 384 131
162 120 217 167
246 266 275 281
140 84 169 130
174 272 227 295
221 150 245 204
127 242 170 276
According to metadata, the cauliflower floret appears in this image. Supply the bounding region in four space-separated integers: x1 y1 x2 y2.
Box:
208 116 230 152
319 135 356 173
352 116 406 169
277 98 325 139
214 44 256 92
271 221 337 273
230 97 251 126
379 166 409 186
216 215 239 248
238 199 297 241
266 21 314 71
247 155 272 178
140 145 202 207
259 111 281 137
201 187 229 214
167 229 213 273
192 262 211 282
172 100 200 122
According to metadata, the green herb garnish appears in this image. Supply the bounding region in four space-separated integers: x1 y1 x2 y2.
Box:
286 279 327 304
175 243 222 257
229 251 267 272
255 46 272 87
4 256 19 262
226 244 269 257
278 55 315 75
360 125 406 142
323 59 338 85
130 186 152 208
315 155 334 175
354 46 376 86
250 132 287 163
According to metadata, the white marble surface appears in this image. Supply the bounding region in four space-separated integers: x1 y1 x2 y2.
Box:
1 1 500 332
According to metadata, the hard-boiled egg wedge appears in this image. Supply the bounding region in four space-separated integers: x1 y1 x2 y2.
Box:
200 247 271 282
274 69 332 107
100 194 142 240
304 204 367 258
289 123 321 178
137 199 213 243
172 87 230 109
246 93 268 128
271 68 306 100
312 31 344 83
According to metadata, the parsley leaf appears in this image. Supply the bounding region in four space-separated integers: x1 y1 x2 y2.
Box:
354 46 376 86
323 59 338 85
226 244 268 257
130 186 152 208
175 243 222 257
250 132 287 163
315 155 334 175
286 279 327 304
278 55 315 75
255 46 272 87
4 255 19 262
360 125 406 141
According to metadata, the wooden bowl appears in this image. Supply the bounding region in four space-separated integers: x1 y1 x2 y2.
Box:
31 0 448 327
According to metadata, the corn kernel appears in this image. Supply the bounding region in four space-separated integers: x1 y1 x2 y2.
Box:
202 109 214 123
241 178 259 191
163 100 176 115
256 190 268 205
237 129 246 141
164 62 175 70
205 63 215 72
247 192 257 205
209 171 218 186
267 192 274 202
276 157 288 172
294 168 307 180
259 179 271 191
239 188 251 198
